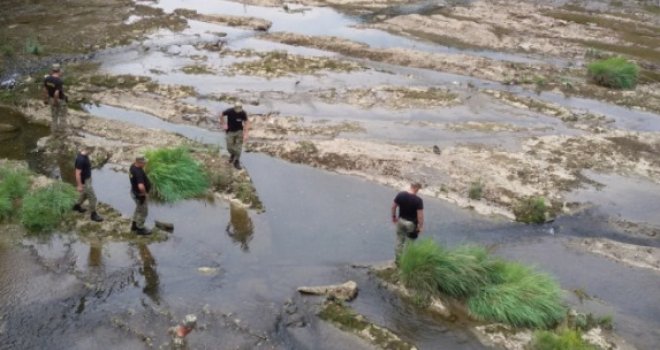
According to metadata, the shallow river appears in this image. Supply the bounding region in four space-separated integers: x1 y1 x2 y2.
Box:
1 0 660 349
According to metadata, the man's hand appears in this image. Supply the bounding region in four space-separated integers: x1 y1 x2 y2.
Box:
392 216 398 224
77 184 83 192
243 133 249 142
222 123 228 131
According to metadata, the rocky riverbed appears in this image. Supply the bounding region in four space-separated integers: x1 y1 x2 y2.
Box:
1 0 659 349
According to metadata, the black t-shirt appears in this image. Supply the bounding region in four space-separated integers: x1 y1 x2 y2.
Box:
44 75 66 100
223 108 248 132
394 191 424 223
129 164 151 196
74 153 92 184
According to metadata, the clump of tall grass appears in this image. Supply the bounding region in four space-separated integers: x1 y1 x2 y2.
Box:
0 190 12 221
21 182 77 232
0 167 32 220
399 240 492 300
513 196 547 224
0 167 32 200
398 239 566 329
530 329 596 350
145 147 209 202
24 38 42 56
468 261 566 328
587 57 638 89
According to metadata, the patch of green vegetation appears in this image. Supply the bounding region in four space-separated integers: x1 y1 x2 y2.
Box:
468 179 483 200
572 312 614 332
296 140 318 154
181 64 215 75
24 38 42 56
513 196 547 224
587 57 639 89
319 301 414 350
645 4 660 15
397 239 566 328
145 147 209 202
0 167 31 200
21 182 77 232
1 42 15 57
530 329 596 350
0 190 12 221
576 39 659 64
468 261 566 329
87 74 154 90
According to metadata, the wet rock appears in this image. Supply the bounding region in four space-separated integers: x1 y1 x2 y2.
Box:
297 280 358 301
473 323 533 350
197 267 219 275
154 220 174 232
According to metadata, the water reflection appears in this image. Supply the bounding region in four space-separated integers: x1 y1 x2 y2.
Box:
87 241 103 269
226 203 254 252
137 243 160 304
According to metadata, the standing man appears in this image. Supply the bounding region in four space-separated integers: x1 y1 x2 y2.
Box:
129 156 152 235
391 183 424 265
220 102 249 170
73 146 104 222
43 63 68 136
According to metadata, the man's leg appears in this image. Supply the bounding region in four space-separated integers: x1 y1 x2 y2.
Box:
132 193 148 229
50 101 59 135
233 130 244 162
225 132 235 161
85 180 98 213
395 219 415 266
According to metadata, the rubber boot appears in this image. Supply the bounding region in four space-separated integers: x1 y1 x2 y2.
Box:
72 204 87 213
90 212 104 222
233 159 242 170
131 221 138 232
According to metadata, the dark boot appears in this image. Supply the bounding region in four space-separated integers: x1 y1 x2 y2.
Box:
233 159 242 170
131 221 138 232
228 154 235 164
90 212 104 222
136 227 152 236
72 204 87 213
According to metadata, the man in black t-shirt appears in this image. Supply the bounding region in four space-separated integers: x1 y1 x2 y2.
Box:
72 147 103 222
43 63 68 136
129 156 152 235
220 102 249 170
391 182 424 265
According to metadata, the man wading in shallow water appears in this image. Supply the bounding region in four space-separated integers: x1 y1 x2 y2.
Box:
391 183 424 266
220 102 250 170
43 63 68 136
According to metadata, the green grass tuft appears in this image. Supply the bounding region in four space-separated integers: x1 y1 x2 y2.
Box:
21 182 77 232
0 167 32 200
587 57 639 89
145 147 209 202
468 261 566 328
25 38 42 56
398 238 445 304
0 189 12 221
531 329 596 350
513 196 547 224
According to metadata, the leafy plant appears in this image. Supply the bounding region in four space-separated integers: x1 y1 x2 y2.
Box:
587 57 639 89
21 182 77 232
398 238 445 304
513 196 547 224
0 167 32 200
145 147 209 202
530 329 596 350
468 261 566 328
25 38 42 56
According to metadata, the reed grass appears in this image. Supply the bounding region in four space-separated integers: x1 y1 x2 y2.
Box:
144 147 209 202
21 182 77 232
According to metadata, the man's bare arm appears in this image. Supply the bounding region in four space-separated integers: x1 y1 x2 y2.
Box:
391 202 398 223
417 209 424 232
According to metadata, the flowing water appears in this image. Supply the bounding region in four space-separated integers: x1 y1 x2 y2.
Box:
2 0 660 349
